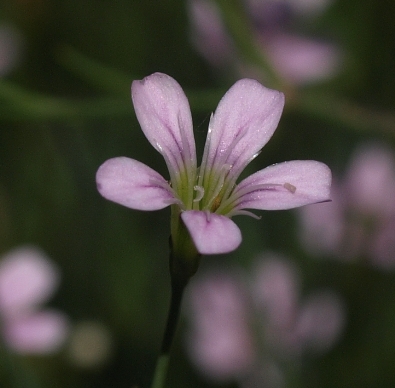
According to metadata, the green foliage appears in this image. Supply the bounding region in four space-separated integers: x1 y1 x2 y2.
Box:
1 0 395 387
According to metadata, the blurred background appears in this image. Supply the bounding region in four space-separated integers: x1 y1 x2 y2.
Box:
1 0 395 387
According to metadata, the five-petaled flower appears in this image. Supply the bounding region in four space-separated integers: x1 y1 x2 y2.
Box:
96 73 331 256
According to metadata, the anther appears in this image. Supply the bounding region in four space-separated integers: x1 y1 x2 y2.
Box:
283 182 296 193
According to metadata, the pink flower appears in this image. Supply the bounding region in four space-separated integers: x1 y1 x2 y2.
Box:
186 271 255 380
186 255 345 384
96 73 331 255
299 143 395 269
0 246 69 354
252 256 345 358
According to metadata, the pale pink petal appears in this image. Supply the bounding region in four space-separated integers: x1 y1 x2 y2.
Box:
204 79 284 180
3 310 69 354
0 246 59 317
96 157 178 211
131 73 196 176
181 211 242 254
232 160 331 211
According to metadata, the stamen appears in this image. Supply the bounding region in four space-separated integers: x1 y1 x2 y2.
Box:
204 164 232 210
163 197 184 208
283 182 296 193
193 185 205 202
228 209 261 219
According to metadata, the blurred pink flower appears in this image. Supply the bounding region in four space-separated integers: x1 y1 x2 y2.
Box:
299 143 395 269
188 0 341 84
186 254 345 385
186 271 256 380
188 0 234 67
263 33 340 84
252 256 345 358
293 291 345 353
0 246 69 354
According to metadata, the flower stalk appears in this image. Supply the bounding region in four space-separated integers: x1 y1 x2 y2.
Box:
150 278 185 388
151 218 200 388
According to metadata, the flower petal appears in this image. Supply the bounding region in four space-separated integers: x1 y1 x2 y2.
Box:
0 246 59 317
3 310 69 354
131 73 196 176
232 160 331 211
181 211 242 255
204 79 284 179
96 157 177 211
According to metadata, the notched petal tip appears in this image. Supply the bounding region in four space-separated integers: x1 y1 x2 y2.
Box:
205 78 285 178
181 211 242 255
96 157 177 211
131 73 196 171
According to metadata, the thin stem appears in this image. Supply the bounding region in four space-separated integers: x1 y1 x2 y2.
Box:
160 280 185 355
150 279 186 388
150 354 169 388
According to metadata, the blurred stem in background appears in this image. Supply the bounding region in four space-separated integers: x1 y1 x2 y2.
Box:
214 0 289 92
1 53 395 137
1 0 395 386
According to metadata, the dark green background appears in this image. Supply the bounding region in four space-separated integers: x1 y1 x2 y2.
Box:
1 0 395 387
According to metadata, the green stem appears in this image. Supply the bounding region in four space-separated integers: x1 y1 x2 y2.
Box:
150 354 170 388
150 279 186 388
160 279 186 356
